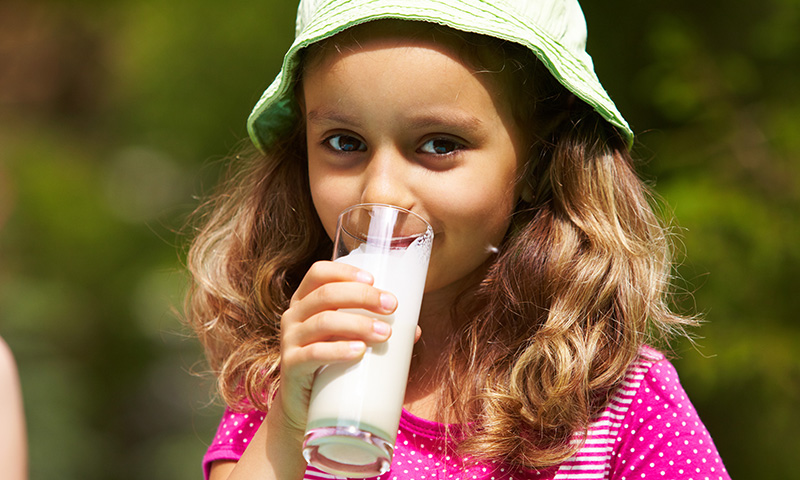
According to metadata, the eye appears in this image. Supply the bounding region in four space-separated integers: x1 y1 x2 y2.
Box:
325 134 367 152
419 138 463 155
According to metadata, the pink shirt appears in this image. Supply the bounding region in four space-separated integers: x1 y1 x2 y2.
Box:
203 347 730 480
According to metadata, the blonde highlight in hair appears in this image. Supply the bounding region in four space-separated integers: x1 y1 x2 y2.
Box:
185 125 331 411
184 22 696 472
442 111 695 468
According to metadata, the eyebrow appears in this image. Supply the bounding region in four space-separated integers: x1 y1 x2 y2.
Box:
306 109 362 128
307 108 484 134
407 112 484 134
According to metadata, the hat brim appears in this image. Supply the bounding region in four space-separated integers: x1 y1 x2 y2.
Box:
247 0 633 151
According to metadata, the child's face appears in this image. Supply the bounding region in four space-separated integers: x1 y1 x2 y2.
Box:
303 24 526 295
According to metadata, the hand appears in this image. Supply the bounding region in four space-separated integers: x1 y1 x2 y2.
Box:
278 261 397 432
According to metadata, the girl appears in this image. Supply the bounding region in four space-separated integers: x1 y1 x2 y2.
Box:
186 1 730 479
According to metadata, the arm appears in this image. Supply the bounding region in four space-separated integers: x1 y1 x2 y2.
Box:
0 337 28 480
209 398 306 480
207 261 396 480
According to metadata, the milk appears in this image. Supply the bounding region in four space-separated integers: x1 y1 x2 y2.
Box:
304 236 430 473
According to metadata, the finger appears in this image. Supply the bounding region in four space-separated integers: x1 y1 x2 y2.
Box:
292 261 374 303
283 339 368 377
286 282 397 325
414 325 422 344
286 310 392 348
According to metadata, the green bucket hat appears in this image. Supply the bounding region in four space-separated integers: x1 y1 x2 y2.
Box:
247 0 633 151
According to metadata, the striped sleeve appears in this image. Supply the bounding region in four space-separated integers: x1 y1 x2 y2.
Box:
554 352 652 479
554 348 730 480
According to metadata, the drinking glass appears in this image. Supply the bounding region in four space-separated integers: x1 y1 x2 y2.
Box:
302 203 434 477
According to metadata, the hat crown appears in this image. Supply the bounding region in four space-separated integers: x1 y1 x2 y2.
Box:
511 0 587 53
295 0 588 55
248 0 632 151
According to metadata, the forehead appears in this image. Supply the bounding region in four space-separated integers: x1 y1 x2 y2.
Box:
303 20 510 82
300 20 521 116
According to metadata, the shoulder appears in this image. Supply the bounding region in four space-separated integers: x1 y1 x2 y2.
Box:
591 346 673 430
558 347 730 479
623 346 697 419
631 344 666 370
607 346 731 479
606 345 701 438
555 348 664 478
614 346 685 404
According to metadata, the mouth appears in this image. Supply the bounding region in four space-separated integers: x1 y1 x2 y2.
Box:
389 235 420 249
352 231 433 249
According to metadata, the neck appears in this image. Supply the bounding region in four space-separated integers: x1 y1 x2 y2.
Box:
416 260 487 341
402 272 483 423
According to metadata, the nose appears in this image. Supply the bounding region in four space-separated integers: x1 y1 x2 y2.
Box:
359 149 414 209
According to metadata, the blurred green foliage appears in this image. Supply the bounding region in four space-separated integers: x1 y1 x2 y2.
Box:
0 0 797 479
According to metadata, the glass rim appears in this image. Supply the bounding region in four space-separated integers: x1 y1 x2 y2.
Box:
338 203 432 229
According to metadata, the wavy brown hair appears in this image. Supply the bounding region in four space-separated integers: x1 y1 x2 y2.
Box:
185 23 695 471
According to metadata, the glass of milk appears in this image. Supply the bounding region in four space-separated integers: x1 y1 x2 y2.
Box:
302 203 433 478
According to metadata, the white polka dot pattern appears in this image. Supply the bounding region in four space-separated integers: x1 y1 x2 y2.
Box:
553 346 729 479
202 346 729 480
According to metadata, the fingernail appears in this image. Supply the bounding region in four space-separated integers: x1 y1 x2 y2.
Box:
355 270 373 284
380 293 397 312
373 321 390 336
350 341 366 354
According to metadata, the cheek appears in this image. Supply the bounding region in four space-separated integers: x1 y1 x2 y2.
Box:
438 173 517 238
423 182 516 290
308 169 348 242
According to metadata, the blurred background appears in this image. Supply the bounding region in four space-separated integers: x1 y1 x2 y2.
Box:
0 0 797 478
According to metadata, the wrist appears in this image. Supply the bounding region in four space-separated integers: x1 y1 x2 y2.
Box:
266 396 306 444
